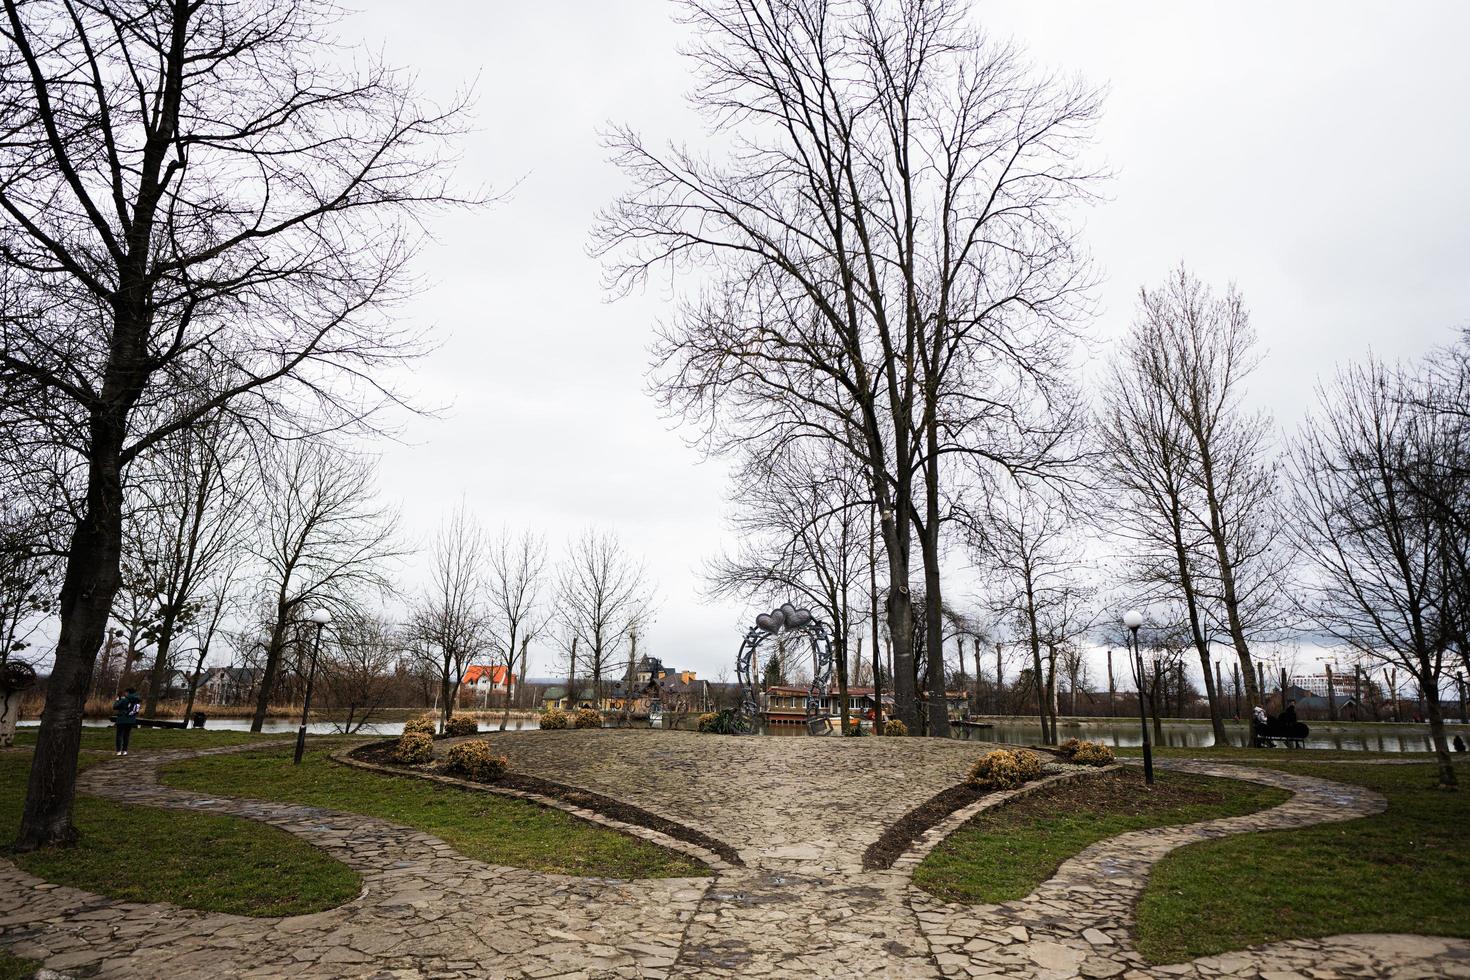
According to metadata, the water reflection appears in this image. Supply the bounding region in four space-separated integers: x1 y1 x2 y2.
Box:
963 719 1445 753
23 715 1457 752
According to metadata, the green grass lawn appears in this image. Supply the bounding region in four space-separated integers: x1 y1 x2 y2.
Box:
163 745 709 879
10 726 287 752
0 952 39 980
1 751 359 916
1137 761 1470 964
913 768 1289 904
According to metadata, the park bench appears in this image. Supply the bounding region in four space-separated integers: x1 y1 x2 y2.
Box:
1252 721 1307 749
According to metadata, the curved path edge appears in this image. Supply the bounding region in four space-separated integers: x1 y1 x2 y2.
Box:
907 757 1470 978
2 741 711 979
331 742 737 870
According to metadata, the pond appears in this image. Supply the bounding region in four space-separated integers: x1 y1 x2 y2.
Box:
961 717 1454 753
22 714 1461 752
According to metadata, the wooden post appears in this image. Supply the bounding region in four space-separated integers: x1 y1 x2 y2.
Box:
1355 664 1363 719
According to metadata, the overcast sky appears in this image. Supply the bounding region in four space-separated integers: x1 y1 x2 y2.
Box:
336 2 1470 682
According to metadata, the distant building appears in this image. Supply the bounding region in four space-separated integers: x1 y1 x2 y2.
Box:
462 664 514 700
1290 671 1348 698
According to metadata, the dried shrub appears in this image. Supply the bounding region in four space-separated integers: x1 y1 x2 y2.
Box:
445 715 479 737
538 708 568 730
697 712 720 733
883 719 909 737
572 707 602 730
441 741 509 781
393 731 434 765
967 748 1044 790
1057 737 1083 759
1014 749 1044 781
1071 741 1116 766
402 714 437 738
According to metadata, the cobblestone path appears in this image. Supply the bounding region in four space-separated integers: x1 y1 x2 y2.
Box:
2 734 1467 979
909 758 1470 979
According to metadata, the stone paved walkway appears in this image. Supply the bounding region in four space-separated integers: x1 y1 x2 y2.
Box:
909 759 1470 979
2 734 1467 979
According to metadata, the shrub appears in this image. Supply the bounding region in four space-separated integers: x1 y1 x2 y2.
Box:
572 707 602 730
1071 741 1116 766
697 712 720 733
445 715 479 737
402 714 437 738
883 719 908 737
1057 737 1083 759
539 708 568 730
441 741 509 781
967 748 1044 790
393 732 434 765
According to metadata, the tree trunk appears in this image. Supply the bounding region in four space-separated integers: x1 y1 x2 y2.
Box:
884 534 918 730
250 612 289 733
1420 665 1458 788
1107 650 1116 717
918 455 950 737
143 610 182 717
17 439 126 851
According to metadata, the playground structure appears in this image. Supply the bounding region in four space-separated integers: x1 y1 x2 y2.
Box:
734 603 835 735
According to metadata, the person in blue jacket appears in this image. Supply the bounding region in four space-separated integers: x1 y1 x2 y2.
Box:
113 687 142 755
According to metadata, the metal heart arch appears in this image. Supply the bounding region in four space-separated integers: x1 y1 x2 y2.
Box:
755 613 777 632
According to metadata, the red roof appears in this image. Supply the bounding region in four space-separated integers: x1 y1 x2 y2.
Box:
463 665 512 687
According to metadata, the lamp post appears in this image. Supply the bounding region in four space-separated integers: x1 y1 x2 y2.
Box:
293 608 331 765
1124 608 1153 786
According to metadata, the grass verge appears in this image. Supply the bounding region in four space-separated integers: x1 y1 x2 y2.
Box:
913 768 1289 904
163 745 708 879
0 952 39 980
1137 761 1470 963
10 727 284 753
1 752 359 916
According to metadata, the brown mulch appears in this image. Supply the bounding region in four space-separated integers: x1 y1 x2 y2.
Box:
862 781 993 871
973 767 1241 821
346 740 743 867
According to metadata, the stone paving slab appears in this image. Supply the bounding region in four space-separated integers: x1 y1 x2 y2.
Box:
3 734 1467 979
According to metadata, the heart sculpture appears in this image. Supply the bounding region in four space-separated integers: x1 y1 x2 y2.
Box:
755 613 777 632
789 607 812 628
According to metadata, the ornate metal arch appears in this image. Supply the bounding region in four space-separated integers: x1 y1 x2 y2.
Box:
734 603 835 735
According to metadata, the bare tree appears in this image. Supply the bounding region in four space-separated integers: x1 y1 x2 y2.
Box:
595 0 1102 734
124 414 252 715
1292 360 1458 788
250 444 400 732
1 0 471 849
322 611 400 735
706 442 871 732
413 503 492 732
977 485 1088 744
556 529 652 706
1097 299 1232 744
0 500 56 745
1126 268 1285 710
486 528 548 731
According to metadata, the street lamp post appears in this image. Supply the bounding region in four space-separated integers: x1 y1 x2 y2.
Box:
1124 609 1153 786
293 608 331 765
